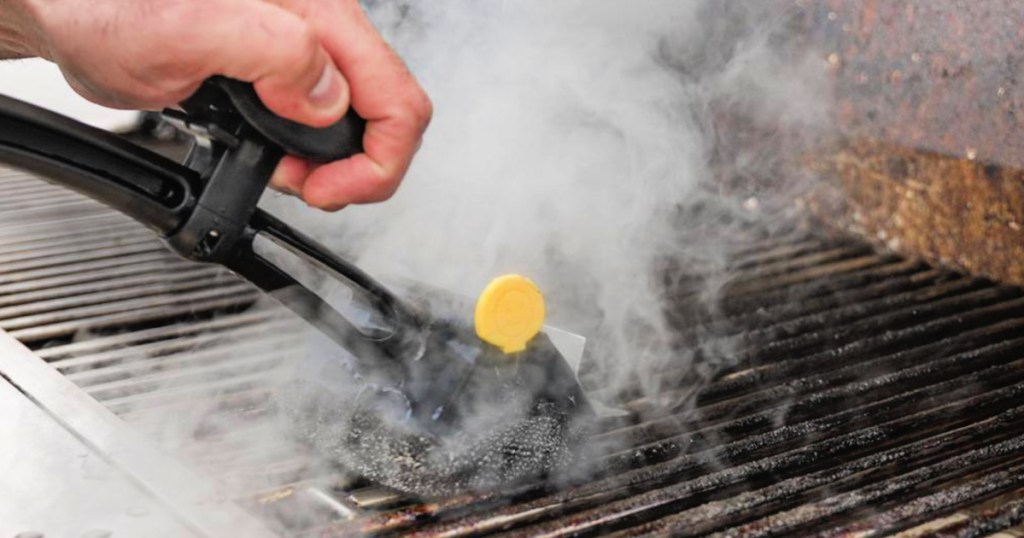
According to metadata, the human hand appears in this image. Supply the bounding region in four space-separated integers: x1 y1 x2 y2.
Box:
4 0 431 210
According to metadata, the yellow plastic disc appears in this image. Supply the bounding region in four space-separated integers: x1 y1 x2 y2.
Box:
474 274 546 354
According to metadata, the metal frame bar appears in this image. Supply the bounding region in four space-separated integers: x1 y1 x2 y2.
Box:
0 329 278 538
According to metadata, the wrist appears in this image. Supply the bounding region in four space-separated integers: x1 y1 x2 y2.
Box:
0 0 48 59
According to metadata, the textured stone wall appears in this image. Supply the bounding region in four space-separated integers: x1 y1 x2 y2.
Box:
794 0 1024 285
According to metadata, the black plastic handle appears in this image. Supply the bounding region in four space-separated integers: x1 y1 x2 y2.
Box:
210 77 366 163
0 94 198 234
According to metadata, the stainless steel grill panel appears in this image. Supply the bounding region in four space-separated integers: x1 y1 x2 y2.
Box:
8 167 1024 537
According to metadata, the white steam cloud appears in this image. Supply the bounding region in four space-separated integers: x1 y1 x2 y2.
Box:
16 1 835 531
269 0 831 396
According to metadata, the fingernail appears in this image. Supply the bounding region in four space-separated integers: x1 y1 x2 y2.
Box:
308 63 343 110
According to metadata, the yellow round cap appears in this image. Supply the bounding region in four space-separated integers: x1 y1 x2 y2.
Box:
474 274 546 354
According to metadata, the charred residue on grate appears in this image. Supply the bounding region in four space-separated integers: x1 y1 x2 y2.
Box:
10 169 1024 536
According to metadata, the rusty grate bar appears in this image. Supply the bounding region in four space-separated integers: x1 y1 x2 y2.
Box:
818 473 1024 537
690 295 1024 407
909 495 1024 538
385 357 1024 538
708 438 1024 538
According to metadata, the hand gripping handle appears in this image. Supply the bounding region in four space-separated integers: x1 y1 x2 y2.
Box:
209 77 366 163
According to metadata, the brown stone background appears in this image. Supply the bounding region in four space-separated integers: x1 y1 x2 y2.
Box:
791 0 1024 285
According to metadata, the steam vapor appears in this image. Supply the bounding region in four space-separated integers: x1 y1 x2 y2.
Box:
116 0 832 507
272 0 830 398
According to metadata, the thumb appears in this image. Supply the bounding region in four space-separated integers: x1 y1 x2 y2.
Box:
211 2 350 127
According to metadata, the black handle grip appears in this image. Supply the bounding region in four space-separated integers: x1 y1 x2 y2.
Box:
0 94 198 234
210 77 366 163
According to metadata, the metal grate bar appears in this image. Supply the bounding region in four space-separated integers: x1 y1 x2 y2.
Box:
65 334 301 386
0 266 226 308
0 230 155 263
0 251 178 286
101 372 274 415
35 310 295 359
908 495 1024 538
0 212 130 242
82 351 282 401
0 283 255 331
817 472 1024 537
0 272 236 319
7 291 261 342
709 437 1024 538
693 294 1024 406
49 319 298 371
0 241 164 274
9 168 1024 536
717 258 928 317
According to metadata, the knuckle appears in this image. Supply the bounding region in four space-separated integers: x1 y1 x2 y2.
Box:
260 18 318 75
158 0 204 28
294 28 322 77
112 56 196 107
135 2 209 79
151 2 208 50
409 91 434 129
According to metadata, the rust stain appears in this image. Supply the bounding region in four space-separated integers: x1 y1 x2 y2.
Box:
807 139 1024 287
784 1 1024 284
797 0 1024 169
861 0 877 37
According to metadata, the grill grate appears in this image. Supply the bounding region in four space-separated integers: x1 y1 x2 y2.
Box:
6 167 1024 537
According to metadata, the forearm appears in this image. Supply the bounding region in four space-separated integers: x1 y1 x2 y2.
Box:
0 0 44 59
